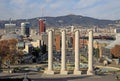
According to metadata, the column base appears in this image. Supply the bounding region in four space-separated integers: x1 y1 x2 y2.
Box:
87 70 95 75
60 70 68 75
74 70 82 75
44 70 55 75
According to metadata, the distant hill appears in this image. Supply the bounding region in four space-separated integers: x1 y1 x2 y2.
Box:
0 14 119 28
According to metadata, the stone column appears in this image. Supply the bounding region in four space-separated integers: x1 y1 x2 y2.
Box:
87 30 94 75
99 46 103 58
60 29 68 75
74 30 81 75
44 30 54 74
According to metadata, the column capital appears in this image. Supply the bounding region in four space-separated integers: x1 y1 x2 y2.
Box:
87 29 93 32
73 29 80 33
46 29 54 33
60 28 66 32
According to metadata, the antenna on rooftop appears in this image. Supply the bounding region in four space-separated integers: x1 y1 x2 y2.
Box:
9 18 12 24
26 19 28 22
41 8 44 19
41 7 46 19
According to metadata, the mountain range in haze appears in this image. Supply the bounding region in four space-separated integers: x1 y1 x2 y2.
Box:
0 14 120 28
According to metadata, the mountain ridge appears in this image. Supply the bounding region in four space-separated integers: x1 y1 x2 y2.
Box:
0 14 119 28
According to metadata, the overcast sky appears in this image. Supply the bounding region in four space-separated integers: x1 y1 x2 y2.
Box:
0 0 120 20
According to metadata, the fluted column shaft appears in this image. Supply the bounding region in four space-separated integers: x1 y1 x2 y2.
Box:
74 30 80 71
61 30 66 71
48 30 53 71
74 30 81 75
87 30 94 75
44 30 54 74
60 30 68 75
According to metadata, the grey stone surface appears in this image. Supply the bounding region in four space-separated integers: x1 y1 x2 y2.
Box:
0 73 116 81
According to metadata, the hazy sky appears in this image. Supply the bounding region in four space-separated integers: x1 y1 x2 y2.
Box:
0 0 120 20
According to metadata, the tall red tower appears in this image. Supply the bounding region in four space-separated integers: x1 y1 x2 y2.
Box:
55 34 61 51
39 19 46 34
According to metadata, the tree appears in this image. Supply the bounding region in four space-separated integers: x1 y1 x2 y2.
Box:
0 39 23 65
93 48 99 58
0 40 10 57
31 47 40 58
41 45 46 54
111 45 120 58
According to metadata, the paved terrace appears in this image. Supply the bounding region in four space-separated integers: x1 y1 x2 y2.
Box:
0 72 117 81
0 63 120 81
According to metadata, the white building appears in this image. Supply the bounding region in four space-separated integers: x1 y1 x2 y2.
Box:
5 24 16 33
23 43 33 53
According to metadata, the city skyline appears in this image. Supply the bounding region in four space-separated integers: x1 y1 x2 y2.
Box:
0 0 120 20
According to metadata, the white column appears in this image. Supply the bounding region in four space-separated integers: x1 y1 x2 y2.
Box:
60 29 68 75
44 30 54 74
74 30 81 75
87 30 94 75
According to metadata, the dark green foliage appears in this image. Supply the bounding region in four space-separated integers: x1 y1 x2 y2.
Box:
0 78 31 81
41 45 46 54
31 47 40 57
93 48 99 58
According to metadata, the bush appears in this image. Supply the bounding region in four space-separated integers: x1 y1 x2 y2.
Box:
0 78 31 81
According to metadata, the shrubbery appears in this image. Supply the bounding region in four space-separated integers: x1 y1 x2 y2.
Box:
0 78 31 81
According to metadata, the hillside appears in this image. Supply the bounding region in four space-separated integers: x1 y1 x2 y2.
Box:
0 14 119 28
